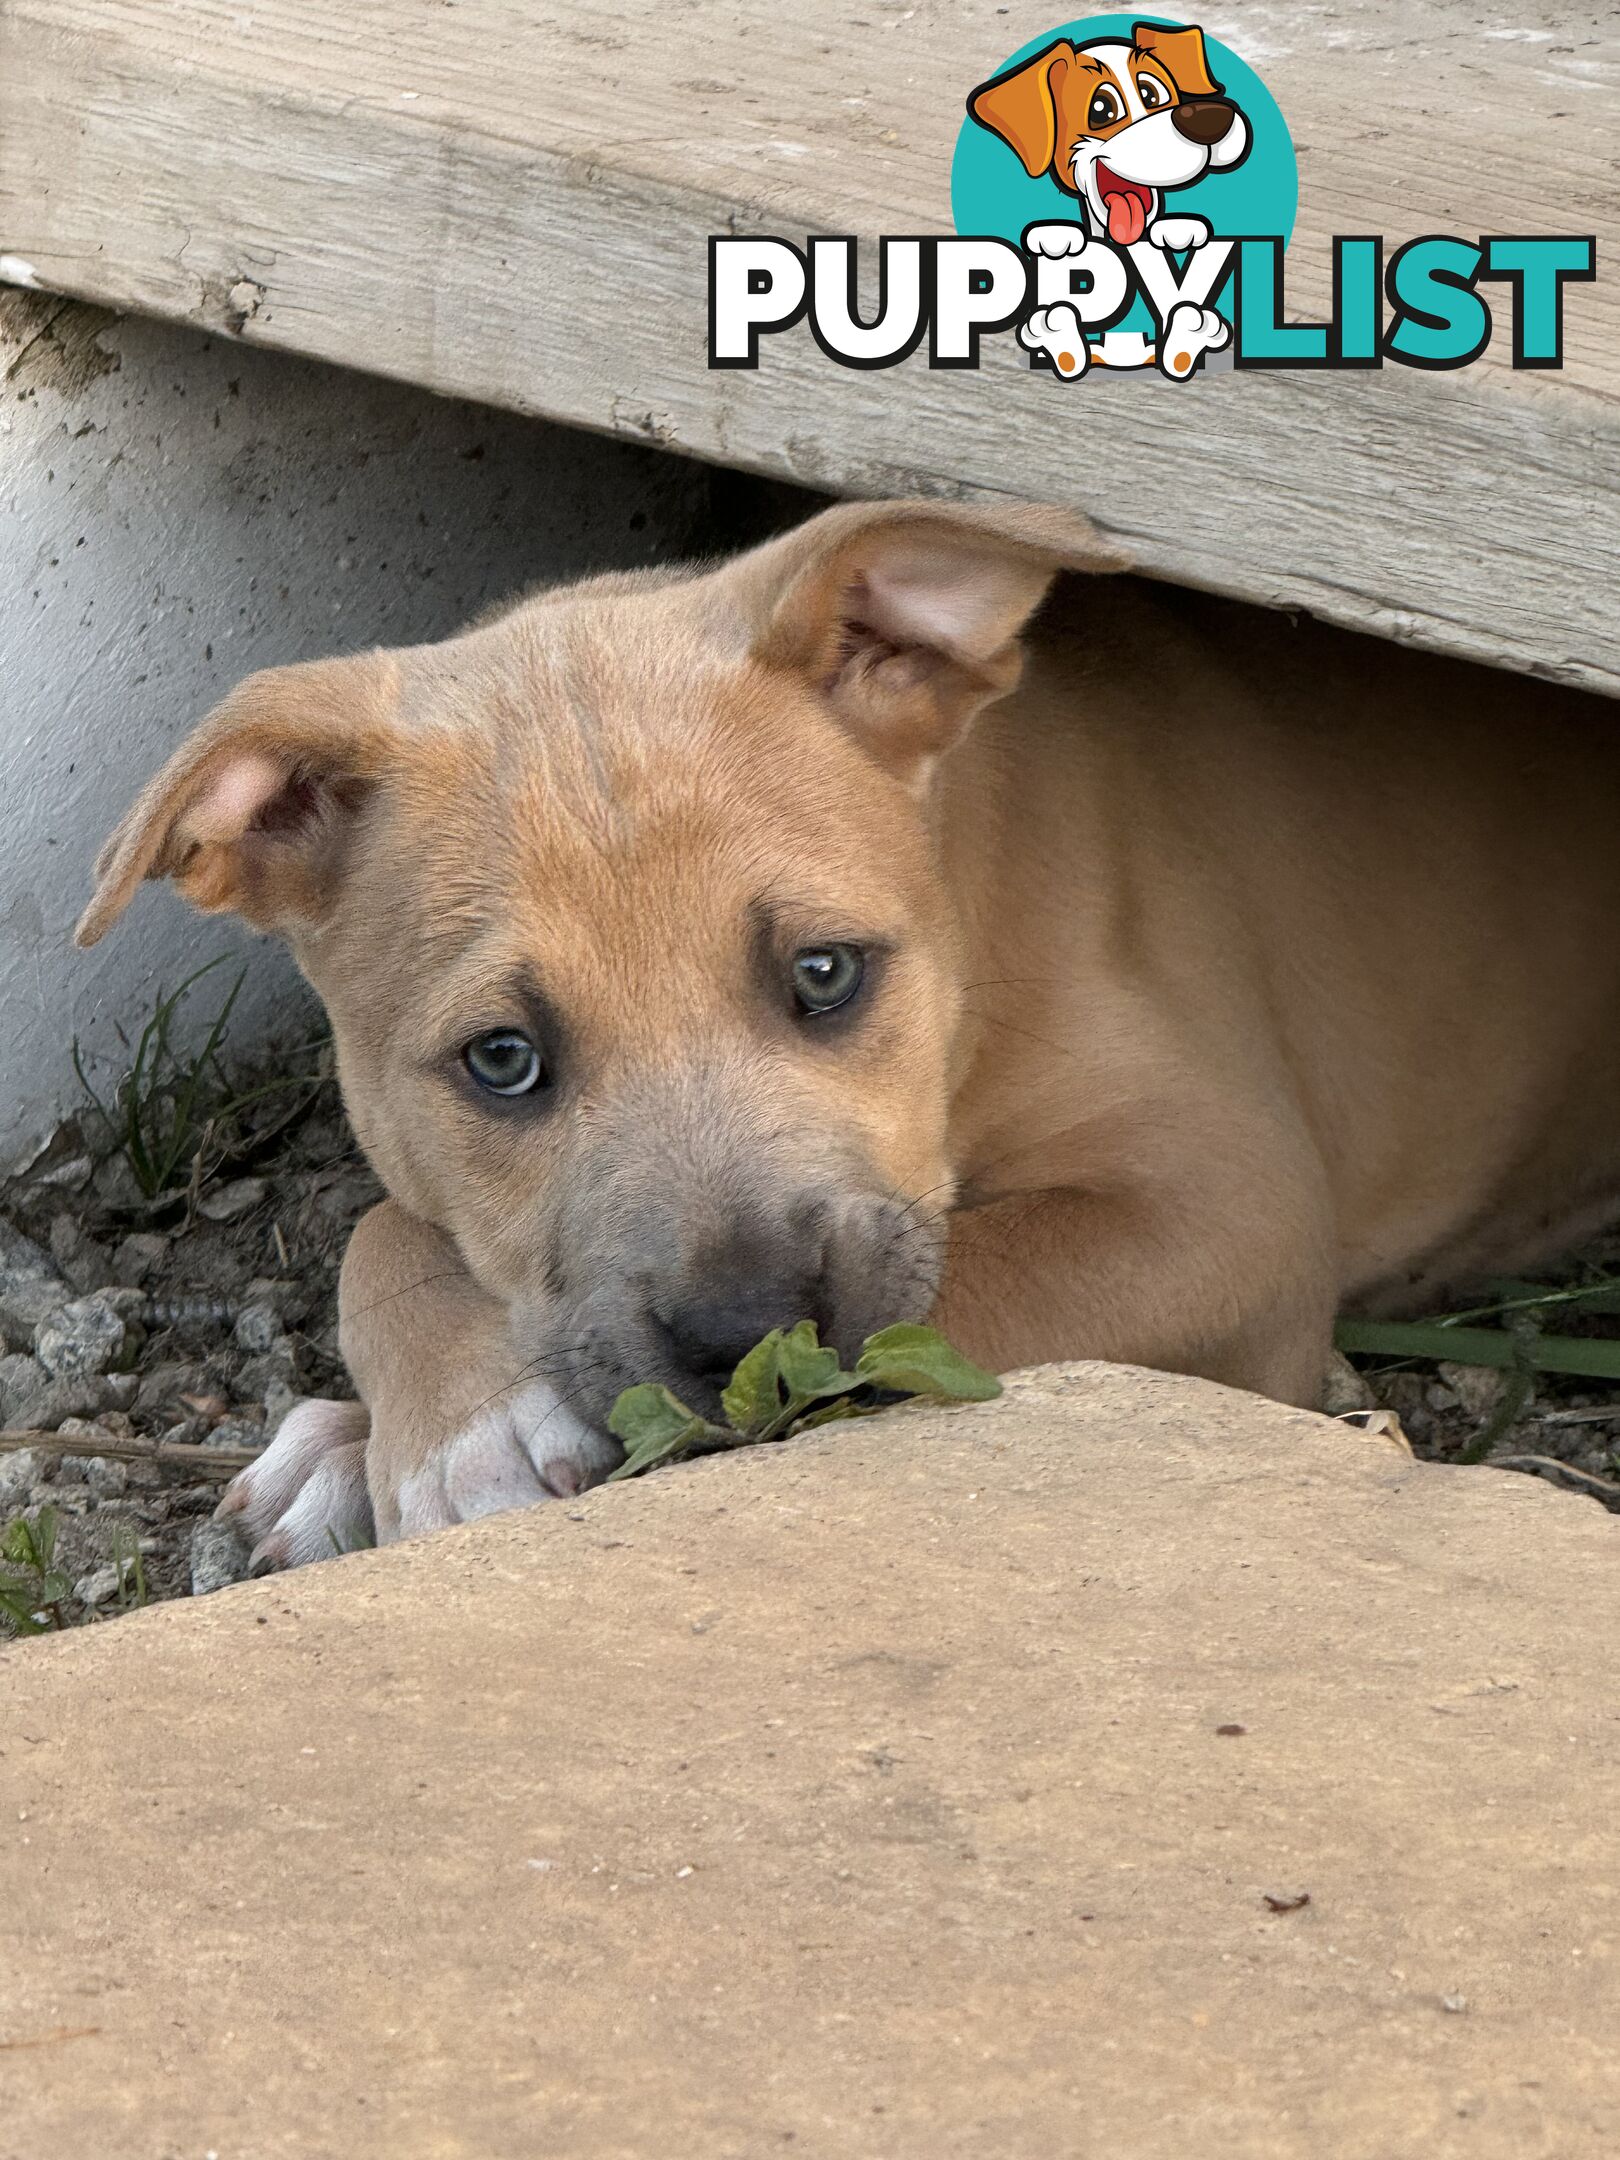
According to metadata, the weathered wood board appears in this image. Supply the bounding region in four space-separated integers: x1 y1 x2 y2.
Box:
1 0 1615 693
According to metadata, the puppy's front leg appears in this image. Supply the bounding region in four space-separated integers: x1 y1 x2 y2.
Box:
933 1182 1336 1409
338 1201 622 1542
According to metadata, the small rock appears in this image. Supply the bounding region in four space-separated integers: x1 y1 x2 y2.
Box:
136 1360 207 1417
75 1561 122 1608
110 1232 169 1287
0 1362 123 1433
234 1302 284 1355
0 1218 62 1291
245 1276 306 1316
1436 1361 1508 1421
0 1351 46 1423
0 1277 73 1340
1319 1352 1375 1417
101 1286 151 1322
0 1448 46 1509
190 1517 252 1595
14 1121 94 1193
210 1414 266 1451
85 1456 129 1501
89 1152 149 1212
196 1177 268 1224
48 1212 82 1273
34 1295 133 1381
236 1340 306 1402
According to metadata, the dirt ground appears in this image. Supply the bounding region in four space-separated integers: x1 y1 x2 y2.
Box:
1 1036 1617 1633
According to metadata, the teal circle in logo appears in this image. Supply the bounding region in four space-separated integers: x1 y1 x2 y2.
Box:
952 17 1298 335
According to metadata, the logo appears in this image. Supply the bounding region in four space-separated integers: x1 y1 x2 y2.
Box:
709 16 1594 378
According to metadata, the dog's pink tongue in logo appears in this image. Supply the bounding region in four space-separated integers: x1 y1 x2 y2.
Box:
1096 165 1150 246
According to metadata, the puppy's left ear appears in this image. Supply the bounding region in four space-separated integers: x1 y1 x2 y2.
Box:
966 40 1076 178
1133 21 1222 99
737 499 1126 788
76 650 401 947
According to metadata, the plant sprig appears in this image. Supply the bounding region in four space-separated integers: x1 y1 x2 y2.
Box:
0 1508 71 1636
606 1321 1000 1482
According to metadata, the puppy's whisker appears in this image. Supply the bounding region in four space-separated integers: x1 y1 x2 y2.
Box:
344 1268 489 1323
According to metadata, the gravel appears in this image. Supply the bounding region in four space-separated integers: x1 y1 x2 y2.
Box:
0 1071 380 1630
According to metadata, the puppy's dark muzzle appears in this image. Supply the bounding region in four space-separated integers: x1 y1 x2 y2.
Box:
1172 98 1237 145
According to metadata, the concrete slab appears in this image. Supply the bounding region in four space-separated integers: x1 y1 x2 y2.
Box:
2 1362 1616 2158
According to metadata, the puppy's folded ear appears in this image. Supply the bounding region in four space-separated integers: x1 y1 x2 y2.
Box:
737 498 1126 788
967 41 1076 177
1133 22 1223 100
76 651 400 947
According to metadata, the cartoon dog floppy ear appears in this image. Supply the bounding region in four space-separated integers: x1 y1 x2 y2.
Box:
1133 21 1223 100
967 39 1078 179
968 22 1249 206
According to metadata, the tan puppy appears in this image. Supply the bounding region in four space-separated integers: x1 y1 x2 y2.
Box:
80 500 1620 1564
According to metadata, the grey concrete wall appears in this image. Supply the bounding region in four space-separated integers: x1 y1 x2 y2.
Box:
0 293 715 1169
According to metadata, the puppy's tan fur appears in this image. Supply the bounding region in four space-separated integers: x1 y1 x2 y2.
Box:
82 500 1620 1549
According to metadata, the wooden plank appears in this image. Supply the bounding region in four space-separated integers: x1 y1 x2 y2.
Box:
1 0 1615 694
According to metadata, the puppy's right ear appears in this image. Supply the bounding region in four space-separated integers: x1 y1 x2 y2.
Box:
76 651 400 948
967 40 1076 178
730 497 1125 790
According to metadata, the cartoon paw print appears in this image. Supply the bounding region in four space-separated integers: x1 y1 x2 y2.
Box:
1159 302 1230 379
1018 304 1090 379
1023 222 1089 259
1147 215 1213 253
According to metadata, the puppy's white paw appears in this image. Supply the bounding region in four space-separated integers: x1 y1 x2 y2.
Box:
216 1397 374 1573
1018 303 1090 378
1147 214 1211 253
1023 221 1089 259
1158 302 1230 378
389 1378 623 1542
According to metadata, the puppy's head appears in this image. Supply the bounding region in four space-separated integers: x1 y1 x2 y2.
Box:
969 23 1249 245
80 499 1117 1427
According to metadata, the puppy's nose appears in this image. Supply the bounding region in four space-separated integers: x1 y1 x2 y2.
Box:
1171 98 1235 145
661 1284 819 1385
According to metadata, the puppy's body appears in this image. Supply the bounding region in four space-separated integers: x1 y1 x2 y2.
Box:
81 502 1620 1556
936 589 1620 1387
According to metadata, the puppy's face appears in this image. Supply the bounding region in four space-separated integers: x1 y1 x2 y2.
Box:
316 620 964 1425
969 24 1250 246
80 501 1106 1427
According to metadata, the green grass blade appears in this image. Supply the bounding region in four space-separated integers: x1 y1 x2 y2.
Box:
1336 1318 1620 1383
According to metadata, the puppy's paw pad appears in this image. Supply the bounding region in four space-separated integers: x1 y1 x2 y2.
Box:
1018 304 1089 378
1148 214 1211 252
1160 303 1230 377
1023 222 1089 259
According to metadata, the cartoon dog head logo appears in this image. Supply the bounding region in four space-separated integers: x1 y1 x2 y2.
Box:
968 23 1249 247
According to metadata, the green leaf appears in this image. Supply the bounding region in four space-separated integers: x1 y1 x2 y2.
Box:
605 1383 723 1482
775 1320 857 1401
795 1397 865 1431
855 1324 1002 1402
721 1328 786 1434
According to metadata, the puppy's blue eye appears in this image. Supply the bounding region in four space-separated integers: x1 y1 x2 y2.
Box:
464 1030 547 1096
792 945 865 1016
